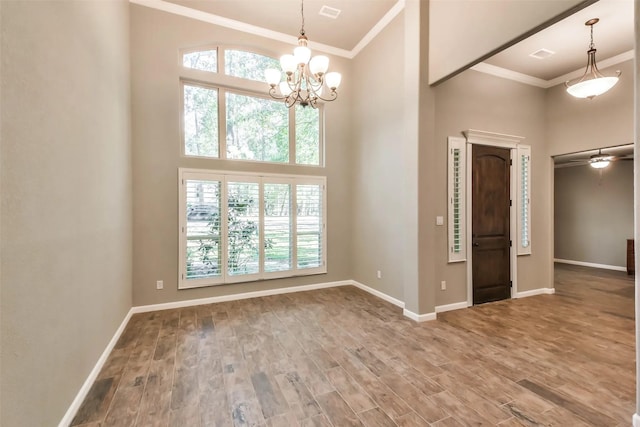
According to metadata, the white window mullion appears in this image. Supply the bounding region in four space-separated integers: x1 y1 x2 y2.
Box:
219 88 227 160
289 106 296 165
291 180 299 274
221 175 229 283
258 178 265 277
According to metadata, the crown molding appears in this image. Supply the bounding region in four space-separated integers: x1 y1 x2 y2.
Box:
463 129 525 146
350 0 406 58
129 0 405 60
473 49 634 89
471 62 548 88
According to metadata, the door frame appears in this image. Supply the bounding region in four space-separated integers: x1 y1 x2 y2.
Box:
464 130 525 306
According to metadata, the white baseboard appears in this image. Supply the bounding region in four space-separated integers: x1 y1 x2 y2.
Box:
131 280 352 314
554 258 626 272
633 413 640 427
435 301 469 313
515 288 555 298
403 308 437 322
350 280 405 308
58 308 134 427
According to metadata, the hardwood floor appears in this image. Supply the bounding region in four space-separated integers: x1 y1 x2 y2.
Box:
71 264 635 426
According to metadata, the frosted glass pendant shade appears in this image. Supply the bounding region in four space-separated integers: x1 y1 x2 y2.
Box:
325 72 342 89
280 54 297 74
309 55 329 75
566 76 619 99
279 81 292 96
265 68 281 86
294 46 311 65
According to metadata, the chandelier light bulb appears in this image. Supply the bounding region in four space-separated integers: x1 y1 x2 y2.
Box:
265 68 282 86
294 46 311 65
325 72 342 90
309 55 329 76
280 54 297 74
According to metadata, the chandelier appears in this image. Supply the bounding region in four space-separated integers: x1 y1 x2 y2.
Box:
565 18 620 99
265 0 342 108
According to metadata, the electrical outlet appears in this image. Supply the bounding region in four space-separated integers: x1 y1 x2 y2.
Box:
156 280 163 290
441 280 446 291
377 270 382 279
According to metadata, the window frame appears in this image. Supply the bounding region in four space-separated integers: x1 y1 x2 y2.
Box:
178 168 327 289
448 137 467 262
516 144 532 255
178 45 324 167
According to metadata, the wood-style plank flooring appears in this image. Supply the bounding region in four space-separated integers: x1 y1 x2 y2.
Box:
71 263 635 426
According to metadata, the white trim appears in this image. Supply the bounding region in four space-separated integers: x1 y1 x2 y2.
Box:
515 288 555 298
554 258 627 272
58 309 134 427
473 50 633 89
471 62 549 88
463 129 525 147
403 308 437 322
130 0 406 60
133 280 351 314
350 280 405 308
632 413 640 427
130 0 351 58
350 0 405 58
435 301 470 313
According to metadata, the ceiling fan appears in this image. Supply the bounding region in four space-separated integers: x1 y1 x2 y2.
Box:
578 148 633 168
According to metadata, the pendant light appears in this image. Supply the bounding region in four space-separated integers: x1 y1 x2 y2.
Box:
565 18 620 99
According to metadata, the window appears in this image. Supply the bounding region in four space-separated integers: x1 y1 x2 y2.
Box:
179 169 326 289
447 137 467 262
516 145 531 255
224 50 279 83
183 48 217 72
180 46 323 165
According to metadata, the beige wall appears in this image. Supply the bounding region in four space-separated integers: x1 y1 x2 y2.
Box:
350 14 405 301
555 162 634 267
0 1 132 426
433 69 550 304
131 5 353 306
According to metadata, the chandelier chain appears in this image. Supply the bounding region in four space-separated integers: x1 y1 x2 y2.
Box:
300 0 305 35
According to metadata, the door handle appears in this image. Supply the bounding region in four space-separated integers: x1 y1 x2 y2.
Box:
473 243 480 247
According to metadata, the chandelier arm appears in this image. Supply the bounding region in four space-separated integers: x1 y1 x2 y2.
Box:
268 86 287 100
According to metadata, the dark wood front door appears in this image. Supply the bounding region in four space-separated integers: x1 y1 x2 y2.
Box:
472 145 511 305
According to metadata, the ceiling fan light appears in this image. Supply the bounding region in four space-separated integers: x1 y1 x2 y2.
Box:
566 76 619 99
590 159 610 168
